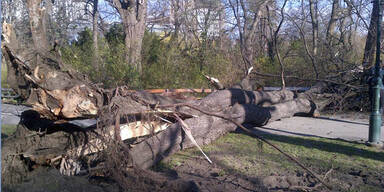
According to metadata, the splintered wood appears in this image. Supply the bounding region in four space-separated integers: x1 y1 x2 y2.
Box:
68 121 170 157
119 121 169 140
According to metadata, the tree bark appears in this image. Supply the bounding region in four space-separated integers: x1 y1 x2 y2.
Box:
326 0 339 45
92 0 99 74
229 0 269 74
362 0 381 70
1 23 103 120
111 0 147 73
309 0 318 65
26 0 49 52
131 97 316 169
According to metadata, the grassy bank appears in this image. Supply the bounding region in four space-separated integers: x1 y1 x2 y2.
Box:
158 132 384 191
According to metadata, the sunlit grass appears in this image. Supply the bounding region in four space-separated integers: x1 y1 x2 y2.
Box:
161 132 384 191
1 62 9 88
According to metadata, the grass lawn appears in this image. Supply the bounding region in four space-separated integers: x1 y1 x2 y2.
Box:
1 62 9 88
1 124 17 139
159 132 384 191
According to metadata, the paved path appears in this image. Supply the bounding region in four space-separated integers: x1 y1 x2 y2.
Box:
1 104 31 125
252 113 384 143
1 104 96 127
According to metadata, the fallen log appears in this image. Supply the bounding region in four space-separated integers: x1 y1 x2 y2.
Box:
130 98 316 169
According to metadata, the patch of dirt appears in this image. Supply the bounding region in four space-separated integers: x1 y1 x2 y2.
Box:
155 154 320 192
152 141 384 192
3 167 119 192
160 158 266 191
5 156 384 192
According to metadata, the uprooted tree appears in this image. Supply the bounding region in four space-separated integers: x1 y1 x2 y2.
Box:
1 0 362 190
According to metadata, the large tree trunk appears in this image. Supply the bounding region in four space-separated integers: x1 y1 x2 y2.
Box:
92 0 99 75
131 98 316 169
112 0 147 73
309 0 319 78
326 0 339 45
229 0 269 74
26 0 49 52
362 0 382 70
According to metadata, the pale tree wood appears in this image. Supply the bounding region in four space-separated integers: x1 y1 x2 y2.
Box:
1 23 103 120
26 0 49 52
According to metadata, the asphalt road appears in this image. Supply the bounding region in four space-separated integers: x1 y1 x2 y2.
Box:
1 104 30 125
1 104 96 127
252 113 384 143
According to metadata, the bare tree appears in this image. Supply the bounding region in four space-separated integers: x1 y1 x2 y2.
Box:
26 0 50 52
272 0 288 89
308 0 319 78
362 0 382 70
326 0 339 45
108 0 148 73
228 0 270 74
91 0 100 73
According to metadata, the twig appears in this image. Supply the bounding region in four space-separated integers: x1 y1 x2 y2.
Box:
202 74 225 90
49 155 63 165
174 114 212 164
323 167 333 180
154 114 173 124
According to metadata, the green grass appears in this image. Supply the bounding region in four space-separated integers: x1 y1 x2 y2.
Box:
1 124 17 138
1 62 9 88
161 132 384 191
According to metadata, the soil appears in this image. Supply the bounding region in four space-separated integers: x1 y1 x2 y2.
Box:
3 167 119 192
3 139 384 192
156 156 306 192
2 151 311 192
156 150 384 192
4 148 384 192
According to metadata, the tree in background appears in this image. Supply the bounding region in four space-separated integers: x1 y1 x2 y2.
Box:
92 0 100 74
227 0 271 74
107 0 148 74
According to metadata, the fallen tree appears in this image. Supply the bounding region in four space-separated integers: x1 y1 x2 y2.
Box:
1 28 327 189
1 4 335 190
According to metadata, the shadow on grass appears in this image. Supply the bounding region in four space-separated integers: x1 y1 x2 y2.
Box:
237 128 384 162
